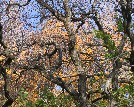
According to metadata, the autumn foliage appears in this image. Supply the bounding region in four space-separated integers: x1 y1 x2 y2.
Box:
0 0 134 107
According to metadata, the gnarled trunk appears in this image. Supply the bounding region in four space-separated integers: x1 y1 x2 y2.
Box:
78 74 91 107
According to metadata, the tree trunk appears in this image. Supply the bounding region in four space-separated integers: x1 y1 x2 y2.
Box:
79 99 90 107
130 42 134 72
108 60 120 107
78 74 91 107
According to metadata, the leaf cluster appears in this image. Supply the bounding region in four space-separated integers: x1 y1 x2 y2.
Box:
17 88 74 107
94 30 117 58
117 18 124 32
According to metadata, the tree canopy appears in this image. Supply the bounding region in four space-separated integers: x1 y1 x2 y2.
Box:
0 0 134 107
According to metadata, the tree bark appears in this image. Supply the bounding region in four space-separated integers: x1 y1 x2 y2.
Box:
78 74 91 107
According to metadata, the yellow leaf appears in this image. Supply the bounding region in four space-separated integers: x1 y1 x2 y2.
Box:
6 69 12 75
72 72 78 76
94 76 99 80
59 72 63 76
75 44 79 50
87 48 93 54
43 48 46 53
0 56 6 61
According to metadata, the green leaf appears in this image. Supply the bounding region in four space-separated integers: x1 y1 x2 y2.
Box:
105 53 113 58
130 23 134 29
117 18 124 32
94 30 117 58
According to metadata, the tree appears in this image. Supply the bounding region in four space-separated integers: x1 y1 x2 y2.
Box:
0 0 133 107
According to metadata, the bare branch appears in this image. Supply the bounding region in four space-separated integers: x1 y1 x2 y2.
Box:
36 0 65 21
6 0 32 12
